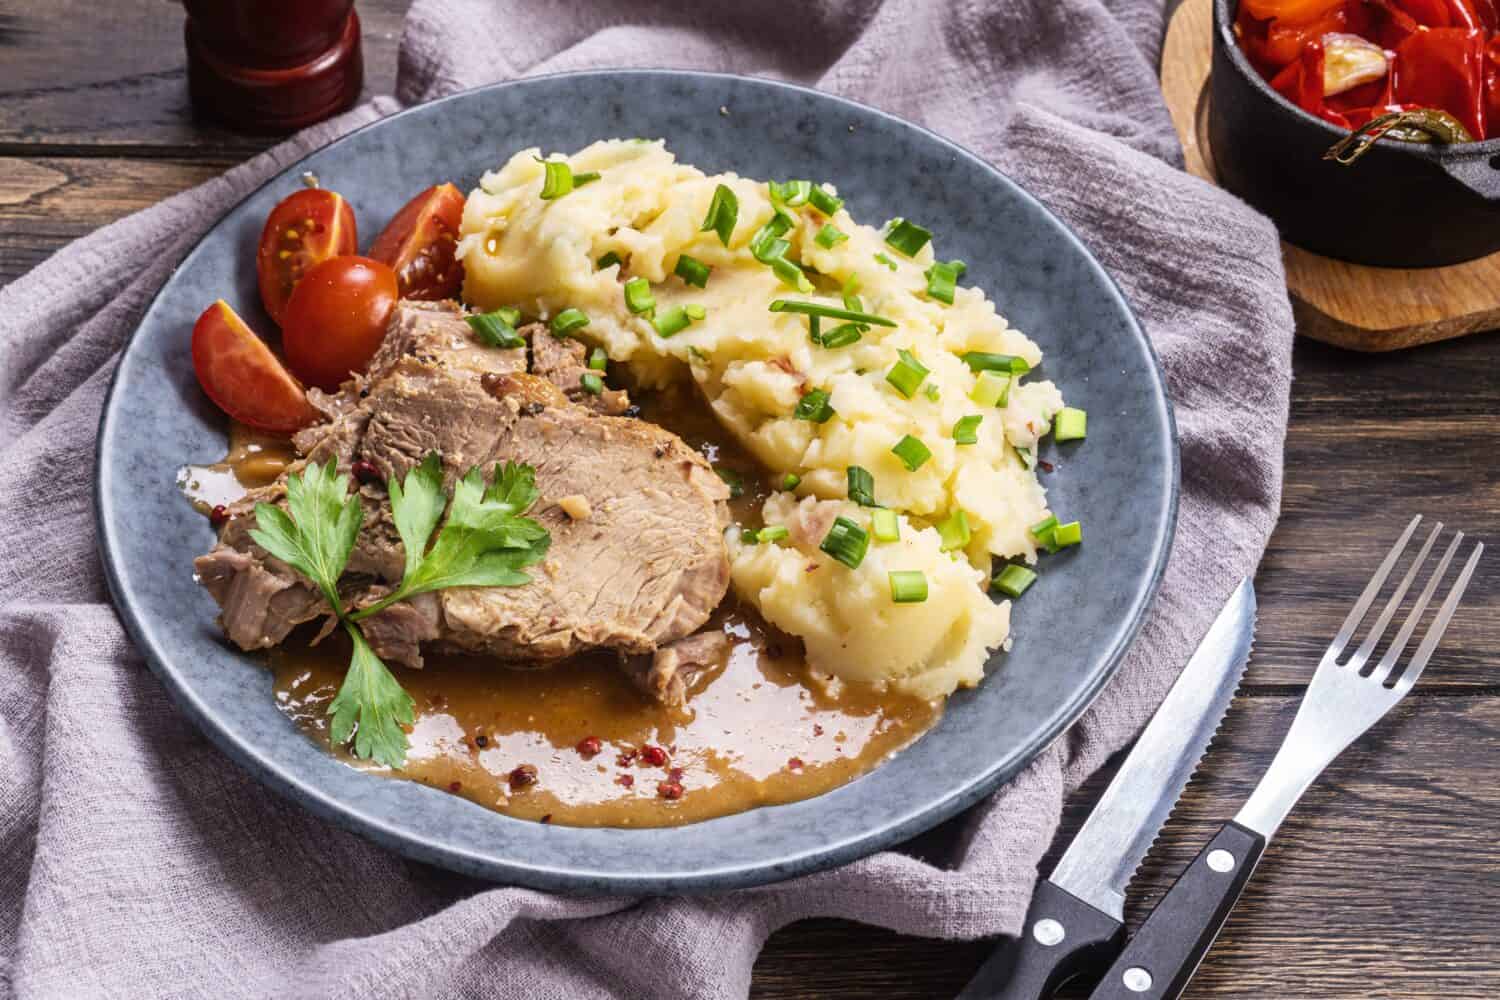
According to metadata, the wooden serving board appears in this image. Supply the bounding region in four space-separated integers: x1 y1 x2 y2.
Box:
1162 0 1500 350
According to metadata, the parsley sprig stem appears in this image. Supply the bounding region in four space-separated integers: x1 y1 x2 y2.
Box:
250 454 549 769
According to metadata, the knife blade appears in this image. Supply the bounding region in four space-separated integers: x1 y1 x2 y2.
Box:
956 578 1256 1000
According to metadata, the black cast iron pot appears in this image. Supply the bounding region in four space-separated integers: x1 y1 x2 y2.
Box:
1211 0 1500 267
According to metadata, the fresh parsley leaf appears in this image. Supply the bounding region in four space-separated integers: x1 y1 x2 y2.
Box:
249 458 361 613
400 466 551 593
387 452 445 581
327 621 415 769
486 460 540 515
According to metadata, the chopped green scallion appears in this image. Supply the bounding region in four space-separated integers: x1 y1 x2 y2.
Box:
757 524 790 544
466 309 525 348
962 352 1031 375
770 179 812 206
596 251 622 270
769 299 896 327
1052 521 1082 548
1030 515 1060 553
685 304 707 321
1053 407 1087 442
885 349 929 399
846 465 878 507
923 383 941 402
652 306 695 338
817 323 863 349
551 308 590 336
874 252 898 271
992 564 1037 598
780 472 802 492
623 276 655 315
537 158 575 200
794 388 835 423
819 516 870 569
891 435 932 472
871 508 900 543
701 183 739 247
936 509 971 552
579 372 604 396
969 370 1008 407
808 184 843 216
771 256 814 292
587 346 607 371
815 224 849 249
674 254 712 288
750 213 794 262
840 274 863 313
889 570 929 604
924 259 967 304
573 171 601 188
953 414 983 445
883 218 933 257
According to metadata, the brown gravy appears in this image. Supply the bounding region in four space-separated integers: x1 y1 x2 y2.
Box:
187 386 944 827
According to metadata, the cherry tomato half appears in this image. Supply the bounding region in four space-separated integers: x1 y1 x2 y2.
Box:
256 188 357 327
191 300 318 433
282 255 399 392
367 182 466 300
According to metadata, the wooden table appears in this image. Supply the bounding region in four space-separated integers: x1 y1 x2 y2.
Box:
5 3 1495 996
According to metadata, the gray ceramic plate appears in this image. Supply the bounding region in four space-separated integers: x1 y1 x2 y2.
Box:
97 71 1177 893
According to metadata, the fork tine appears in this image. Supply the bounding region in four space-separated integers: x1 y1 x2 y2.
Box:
1390 541 1483 696
1345 521 1442 673
1369 531 1460 684
1328 514 1421 661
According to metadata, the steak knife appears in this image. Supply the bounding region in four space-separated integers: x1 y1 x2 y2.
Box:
956 579 1256 1000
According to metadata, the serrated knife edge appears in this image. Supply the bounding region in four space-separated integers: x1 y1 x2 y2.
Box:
1047 578 1256 920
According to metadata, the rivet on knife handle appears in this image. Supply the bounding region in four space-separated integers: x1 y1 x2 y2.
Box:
956 880 1123 1000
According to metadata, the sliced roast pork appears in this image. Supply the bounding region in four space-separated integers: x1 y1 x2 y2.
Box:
194 300 732 703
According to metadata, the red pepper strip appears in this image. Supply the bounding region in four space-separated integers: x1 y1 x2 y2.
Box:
1392 0 1454 26
1242 0 1345 22
1270 39 1356 126
1359 0 1427 48
1238 3 1355 76
1486 35 1500 135
1446 0 1499 30
1392 27 1489 137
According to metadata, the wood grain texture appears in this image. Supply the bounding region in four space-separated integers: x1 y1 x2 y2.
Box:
1161 0 1500 352
0 0 407 158
4 0 1498 996
757 696 1500 999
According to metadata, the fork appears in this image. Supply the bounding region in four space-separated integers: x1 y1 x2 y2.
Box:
1086 515 1483 1000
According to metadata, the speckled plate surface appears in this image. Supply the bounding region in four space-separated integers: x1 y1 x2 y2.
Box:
96 71 1177 894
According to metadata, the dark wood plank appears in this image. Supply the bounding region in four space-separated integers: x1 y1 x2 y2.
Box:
754 694 1500 998
0 0 408 159
0 157 221 285
1252 333 1500 689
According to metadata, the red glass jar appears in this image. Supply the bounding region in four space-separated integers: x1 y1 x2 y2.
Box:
183 0 363 133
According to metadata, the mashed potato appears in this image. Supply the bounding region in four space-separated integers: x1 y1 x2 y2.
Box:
458 139 1067 698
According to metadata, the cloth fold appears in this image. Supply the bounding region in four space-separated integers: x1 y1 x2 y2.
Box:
0 1 1293 997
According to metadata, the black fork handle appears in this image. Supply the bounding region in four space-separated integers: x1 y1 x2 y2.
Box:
1087 822 1266 1000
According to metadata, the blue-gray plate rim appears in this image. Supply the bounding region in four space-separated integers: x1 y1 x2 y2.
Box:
96 69 1179 894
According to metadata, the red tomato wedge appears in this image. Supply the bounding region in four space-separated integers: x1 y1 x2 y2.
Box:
256 188 357 326
191 300 318 432
282 255 399 392
367 183 466 300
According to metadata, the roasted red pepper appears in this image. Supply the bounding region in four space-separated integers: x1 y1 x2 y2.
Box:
1392 27 1488 136
1237 0 1498 139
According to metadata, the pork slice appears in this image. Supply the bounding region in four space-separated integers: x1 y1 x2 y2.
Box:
528 324 631 415
292 299 525 462
384 372 730 661
195 544 327 650
622 631 731 707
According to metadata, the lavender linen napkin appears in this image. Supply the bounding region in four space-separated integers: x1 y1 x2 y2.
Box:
0 1 1294 996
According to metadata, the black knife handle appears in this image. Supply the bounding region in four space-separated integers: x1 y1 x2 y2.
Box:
957 879 1125 999
1087 822 1266 1000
